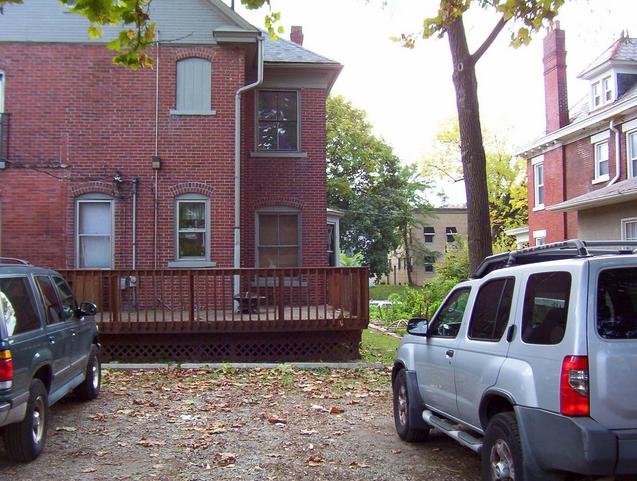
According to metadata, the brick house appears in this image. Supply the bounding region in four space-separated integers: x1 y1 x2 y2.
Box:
387 207 468 286
0 0 343 272
517 24 637 245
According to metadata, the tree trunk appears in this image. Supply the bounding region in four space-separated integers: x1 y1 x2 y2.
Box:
402 224 414 286
447 17 493 274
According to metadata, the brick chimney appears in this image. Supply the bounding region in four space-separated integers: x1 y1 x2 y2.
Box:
290 26 304 46
543 21 569 133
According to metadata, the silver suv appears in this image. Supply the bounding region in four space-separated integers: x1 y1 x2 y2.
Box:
392 240 637 481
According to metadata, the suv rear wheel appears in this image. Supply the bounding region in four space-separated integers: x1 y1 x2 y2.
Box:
3 379 49 461
75 345 101 401
482 412 523 481
393 369 429 442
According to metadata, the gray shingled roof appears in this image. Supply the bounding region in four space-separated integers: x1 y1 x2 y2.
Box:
263 35 338 64
549 175 637 212
579 36 637 77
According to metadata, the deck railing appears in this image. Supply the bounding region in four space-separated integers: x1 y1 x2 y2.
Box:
60 267 369 334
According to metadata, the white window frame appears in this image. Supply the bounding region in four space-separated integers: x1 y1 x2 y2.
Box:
0 70 4 113
171 57 214 116
532 157 544 210
621 217 637 241
255 89 300 153
255 207 302 268
602 75 613 103
593 140 610 183
533 229 546 247
592 81 601 108
174 194 210 262
626 125 637 179
75 195 114 269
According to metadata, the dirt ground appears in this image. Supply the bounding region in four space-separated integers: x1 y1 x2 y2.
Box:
0 368 480 481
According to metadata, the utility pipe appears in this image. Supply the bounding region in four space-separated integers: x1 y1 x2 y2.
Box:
153 31 161 270
132 177 139 269
233 34 264 300
609 119 621 185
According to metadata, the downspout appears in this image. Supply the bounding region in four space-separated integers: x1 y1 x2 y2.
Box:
609 119 621 185
233 34 264 299
153 31 161 270
132 177 139 269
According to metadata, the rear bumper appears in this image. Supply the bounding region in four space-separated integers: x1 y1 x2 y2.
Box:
0 392 28 427
516 406 637 476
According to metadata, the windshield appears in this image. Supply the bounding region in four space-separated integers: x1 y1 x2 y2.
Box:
597 267 637 340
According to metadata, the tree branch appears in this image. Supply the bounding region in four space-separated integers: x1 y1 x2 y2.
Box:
471 16 508 63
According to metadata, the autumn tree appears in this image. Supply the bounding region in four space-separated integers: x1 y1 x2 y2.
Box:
327 95 430 279
421 118 527 249
400 0 565 273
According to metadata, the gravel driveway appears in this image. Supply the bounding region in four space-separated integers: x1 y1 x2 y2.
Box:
0 368 480 481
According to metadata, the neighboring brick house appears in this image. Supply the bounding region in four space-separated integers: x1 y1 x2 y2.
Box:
0 0 342 271
517 24 637 245
387 207 468 286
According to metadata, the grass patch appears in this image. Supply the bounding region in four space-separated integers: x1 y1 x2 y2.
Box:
369 285 409 300
360 328 401 365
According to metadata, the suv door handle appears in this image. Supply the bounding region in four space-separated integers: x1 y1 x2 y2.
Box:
48 335 56 344
446 350 454 358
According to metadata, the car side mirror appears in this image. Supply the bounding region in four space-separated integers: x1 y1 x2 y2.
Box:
78 302 97 317
407 317 429 337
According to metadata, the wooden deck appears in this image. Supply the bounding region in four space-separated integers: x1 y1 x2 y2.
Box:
61 267 369 361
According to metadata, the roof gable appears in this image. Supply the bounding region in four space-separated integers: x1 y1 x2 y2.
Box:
579 36 637 79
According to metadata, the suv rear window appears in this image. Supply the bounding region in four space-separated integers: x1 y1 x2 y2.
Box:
522 272 571 345
597 267 637 339
0 277 40 336
468 278 514 341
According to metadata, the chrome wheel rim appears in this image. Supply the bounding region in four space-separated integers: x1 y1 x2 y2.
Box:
490 439 515 480
397 384 408 426
92 358 100 390
31 395 45 445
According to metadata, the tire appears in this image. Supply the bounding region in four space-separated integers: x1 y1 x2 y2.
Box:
75 345 101 401
3 379 49 462
481 412 523 481
393 369 430 442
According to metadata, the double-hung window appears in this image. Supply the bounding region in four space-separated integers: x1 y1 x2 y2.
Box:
256 209 300 267
76 195 113 269
173 58 213 114
622 218 637 241
594 141 609 181
445 226 457 243
533 160 544 209
176 195 210 261
628 130 637 178
257 90 299 151
602 76 613 103
423 226 435 243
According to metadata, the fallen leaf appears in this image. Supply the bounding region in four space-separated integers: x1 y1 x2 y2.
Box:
300 429 317 436
329 406 345 414
267 417 287 425
137 438 166 448
81 468 97 473
307 455 324 466
56 426 77 432
349 461 370 468
216 452 237 467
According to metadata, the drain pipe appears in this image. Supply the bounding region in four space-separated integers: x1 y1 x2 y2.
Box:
132 177 139 269
233 34 264 301
609 119 621 185
153 31 161 270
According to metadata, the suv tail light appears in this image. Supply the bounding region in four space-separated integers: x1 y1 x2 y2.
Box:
0 350 13 388
561 355 589 416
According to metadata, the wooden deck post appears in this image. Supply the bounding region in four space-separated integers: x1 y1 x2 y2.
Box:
189 272 195 327
278 271 285 321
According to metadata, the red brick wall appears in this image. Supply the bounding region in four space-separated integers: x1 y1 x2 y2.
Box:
0 43 328 269
240 88 327 268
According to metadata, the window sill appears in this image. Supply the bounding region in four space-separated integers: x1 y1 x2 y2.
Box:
532 205 545 212
592 175 609 185
250 151 308 159
169 109 217 116
167 260 217 268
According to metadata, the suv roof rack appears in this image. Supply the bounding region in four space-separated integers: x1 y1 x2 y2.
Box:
471 239 637 279
0 257 31 266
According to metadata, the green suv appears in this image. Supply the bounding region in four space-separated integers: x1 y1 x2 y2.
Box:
0 259 100 461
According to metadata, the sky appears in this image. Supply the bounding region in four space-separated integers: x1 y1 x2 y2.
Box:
235 0 637 204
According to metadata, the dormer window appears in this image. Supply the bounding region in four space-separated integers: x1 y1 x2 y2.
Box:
592 75 613 108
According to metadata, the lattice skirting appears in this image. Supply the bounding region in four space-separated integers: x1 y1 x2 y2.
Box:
100 330 362 362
